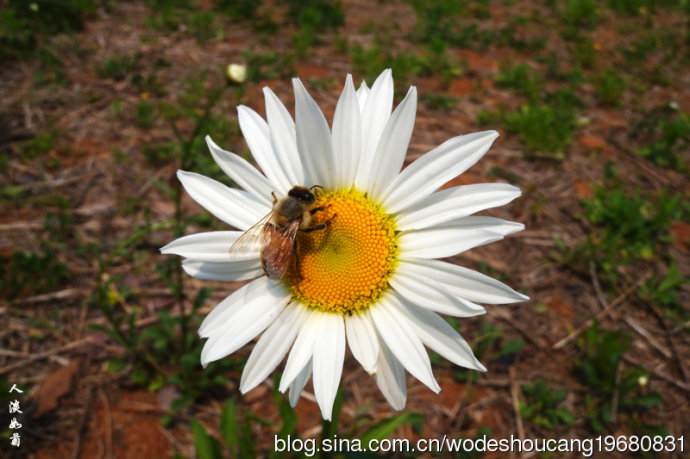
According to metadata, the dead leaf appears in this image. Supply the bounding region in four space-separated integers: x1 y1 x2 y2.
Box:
32 359 81 419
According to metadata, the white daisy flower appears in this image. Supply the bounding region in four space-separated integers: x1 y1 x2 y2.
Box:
161 69 528 420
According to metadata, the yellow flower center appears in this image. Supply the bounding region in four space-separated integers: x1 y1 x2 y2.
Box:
287 188 398 314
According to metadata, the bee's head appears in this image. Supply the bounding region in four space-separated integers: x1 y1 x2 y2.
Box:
288 186 316 204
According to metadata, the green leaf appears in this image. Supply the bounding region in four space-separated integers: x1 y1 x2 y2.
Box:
239 415 257 458
220 400 240 454
635 422 668 437
194 287 212 312
533 414 551 428
627 392 662 410
360 411 424 443
191 419 223 459
160 414 173 427
551 388 568 403
171 396 192 413
155 263 177 293
500 338 525 356
519 404 533 419
149 177 175 198
1 185 24 198
552 408 575 425
277 396 299 440
106 358 128 373
658 261 687 291
130 369 147 385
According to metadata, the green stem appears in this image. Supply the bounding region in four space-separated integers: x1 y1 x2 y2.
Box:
171 84 228 356
96 219 175 375
99 219 175 275
320 418 333 459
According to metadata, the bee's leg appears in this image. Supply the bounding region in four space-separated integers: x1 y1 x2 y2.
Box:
302 213 337 233
309 202 336 215
292 240 303 280
271 191 278 207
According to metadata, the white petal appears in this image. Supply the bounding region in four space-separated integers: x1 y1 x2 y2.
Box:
332 74 361 188
368 86 417 199
182 259 263 282
263 87 305 185
375 337 407 410
312 313 345 421
399 216 523 259
160 231 256 262
381 130 499 213
205 136 274 206
240 303 307 393
293 78 336 188
395 183 522 231
280 309 321 392
397 299 486 371
355 69 393 189
446 216 525 236
398 258 529 304
399 227 503 259
345 310 379 374
289 358 312 408
237 106 293 194
177 170 269 231
390 266 486 317
369 295 440 393
198 277 283 337
356 81 370 111
200 279 291 367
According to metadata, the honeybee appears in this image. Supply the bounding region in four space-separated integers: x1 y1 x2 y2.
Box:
230 186 332 280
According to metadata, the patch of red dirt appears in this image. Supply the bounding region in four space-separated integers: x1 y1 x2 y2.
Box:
416 76 443 94
576 134 614 154
441 172 484 189
546 295 575 319
573 181 594 199
455 49 499 75
295 65 331 81
448 78 475 97
670 221 690 252
77 390 170 459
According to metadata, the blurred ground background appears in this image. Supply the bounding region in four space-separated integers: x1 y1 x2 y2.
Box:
1 0 689 457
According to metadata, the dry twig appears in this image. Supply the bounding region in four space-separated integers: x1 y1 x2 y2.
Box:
0 337 94 376
552 271 652 350
70 385 93 459
509 367 525 442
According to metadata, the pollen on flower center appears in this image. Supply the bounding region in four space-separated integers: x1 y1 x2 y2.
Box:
286 188 398 314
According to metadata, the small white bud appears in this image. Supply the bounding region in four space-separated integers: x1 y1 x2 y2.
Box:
226 64 247 84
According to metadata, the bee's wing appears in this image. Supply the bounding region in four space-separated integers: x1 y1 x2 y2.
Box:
229 210 276 255
262 219 301 279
